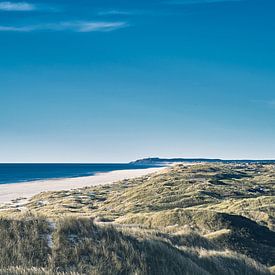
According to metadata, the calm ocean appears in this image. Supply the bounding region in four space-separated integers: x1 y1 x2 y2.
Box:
0 163 157 185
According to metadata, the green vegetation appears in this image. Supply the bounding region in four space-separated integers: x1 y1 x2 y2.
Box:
0 163 274 274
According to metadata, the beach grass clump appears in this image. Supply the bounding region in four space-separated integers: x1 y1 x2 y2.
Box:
0 214 51 269
0 215 272 275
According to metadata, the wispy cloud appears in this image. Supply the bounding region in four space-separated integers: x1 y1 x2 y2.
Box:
98 10 133 16
97 9 169 17
0 21 128 32
0 1 35 11
0 26 31 31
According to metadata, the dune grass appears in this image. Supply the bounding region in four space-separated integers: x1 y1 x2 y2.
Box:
0 216 272 275
0 162 274 274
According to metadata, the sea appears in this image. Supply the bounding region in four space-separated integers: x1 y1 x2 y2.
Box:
0 163 158 185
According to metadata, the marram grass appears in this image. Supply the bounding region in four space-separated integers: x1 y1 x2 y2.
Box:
0 163 274 274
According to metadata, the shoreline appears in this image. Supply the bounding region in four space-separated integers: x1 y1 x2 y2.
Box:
0 166 166 206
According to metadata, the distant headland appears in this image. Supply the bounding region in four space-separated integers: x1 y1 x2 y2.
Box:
131 157 275 165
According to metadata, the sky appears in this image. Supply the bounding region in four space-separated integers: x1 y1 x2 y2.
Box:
0 0 274 162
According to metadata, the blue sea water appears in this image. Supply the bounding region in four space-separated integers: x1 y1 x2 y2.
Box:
0 163 158 185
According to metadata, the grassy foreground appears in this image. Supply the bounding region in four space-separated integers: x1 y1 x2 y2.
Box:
0 163 274 274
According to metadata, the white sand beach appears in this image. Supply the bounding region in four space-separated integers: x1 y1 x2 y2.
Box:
0 167 165 206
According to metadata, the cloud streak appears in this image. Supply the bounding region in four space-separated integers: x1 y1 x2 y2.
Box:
98 10 133 16
0 21 128 32
0 1 35 11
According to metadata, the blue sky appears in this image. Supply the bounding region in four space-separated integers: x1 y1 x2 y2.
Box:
0 0 274 162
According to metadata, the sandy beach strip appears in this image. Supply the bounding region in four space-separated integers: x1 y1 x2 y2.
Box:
0 167 166 205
